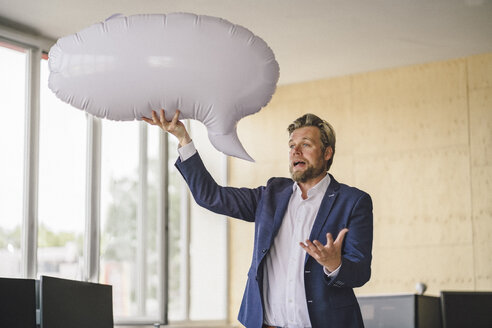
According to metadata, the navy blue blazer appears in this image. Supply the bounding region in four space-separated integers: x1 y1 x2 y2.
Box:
176 152 373 328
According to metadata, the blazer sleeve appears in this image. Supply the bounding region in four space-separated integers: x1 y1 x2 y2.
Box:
175 152 263 222
326 192 373 288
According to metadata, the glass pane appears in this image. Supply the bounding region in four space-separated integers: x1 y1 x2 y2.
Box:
146 125 160 316
99 120 139 317
167 133 184 321
188 121 227 320
38 58 86 279
0 43 26 278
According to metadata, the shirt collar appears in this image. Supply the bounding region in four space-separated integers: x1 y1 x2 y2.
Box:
292 173 331 199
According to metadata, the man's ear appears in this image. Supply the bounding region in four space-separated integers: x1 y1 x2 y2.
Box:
324 146 333 161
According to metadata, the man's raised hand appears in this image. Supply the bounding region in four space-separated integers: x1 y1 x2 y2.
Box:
142 109 192 147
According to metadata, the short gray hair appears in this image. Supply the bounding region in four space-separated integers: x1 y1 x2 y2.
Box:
287 113 336 171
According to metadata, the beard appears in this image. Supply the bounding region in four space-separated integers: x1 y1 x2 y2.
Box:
290 161 326 183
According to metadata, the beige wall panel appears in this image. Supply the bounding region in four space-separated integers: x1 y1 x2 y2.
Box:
471 165 492 241
360 245 476 296
471 165 492 290
468 53 492 90
351 60 468 155
273 77 351 103
469 88 492 167
474 241 492 290
354 147 472 247
330 153 355 186
468 54 492 291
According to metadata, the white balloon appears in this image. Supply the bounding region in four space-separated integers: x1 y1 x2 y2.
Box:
48 13 280 161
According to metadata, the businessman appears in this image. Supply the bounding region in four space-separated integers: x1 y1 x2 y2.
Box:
143 110 373 328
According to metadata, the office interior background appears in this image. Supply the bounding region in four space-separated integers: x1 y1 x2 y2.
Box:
0 0 491 327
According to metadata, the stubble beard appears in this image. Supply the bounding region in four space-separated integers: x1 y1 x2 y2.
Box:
290 162 326 183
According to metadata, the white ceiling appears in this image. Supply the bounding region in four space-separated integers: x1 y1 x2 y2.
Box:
1 0 492 85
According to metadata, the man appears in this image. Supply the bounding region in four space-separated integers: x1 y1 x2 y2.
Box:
143 110 373 328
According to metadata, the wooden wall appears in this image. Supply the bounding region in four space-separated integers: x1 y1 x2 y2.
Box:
226 53 492 325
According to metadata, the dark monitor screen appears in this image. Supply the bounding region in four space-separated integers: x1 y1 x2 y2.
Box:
359 294 416 328
358 294 441 328
0 277 37 328
441 291 492 328
40 275 113 328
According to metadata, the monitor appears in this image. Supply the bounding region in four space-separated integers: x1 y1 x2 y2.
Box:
358 294 441 328
39 275 113 328
441 291 492 328
0 277 37 328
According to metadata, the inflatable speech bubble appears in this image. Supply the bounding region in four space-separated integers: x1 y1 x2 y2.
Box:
48 13 279 161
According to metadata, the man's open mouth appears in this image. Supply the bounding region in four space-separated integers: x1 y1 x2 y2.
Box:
293 161 306 167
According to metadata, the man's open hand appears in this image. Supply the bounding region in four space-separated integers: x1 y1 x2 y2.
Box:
300 228 349 272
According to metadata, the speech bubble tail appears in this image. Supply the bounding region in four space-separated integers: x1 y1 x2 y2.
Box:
208 130 255 162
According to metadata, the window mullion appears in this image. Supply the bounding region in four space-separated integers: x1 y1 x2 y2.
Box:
21 47 40 279
222 153 230 321
159 129 169 324
137 122 148 315
84 115 101 282
180 121 191 321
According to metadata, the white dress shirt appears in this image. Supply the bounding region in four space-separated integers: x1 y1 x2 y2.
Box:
178 140 199 161
178 141 340 328
262 173 340 328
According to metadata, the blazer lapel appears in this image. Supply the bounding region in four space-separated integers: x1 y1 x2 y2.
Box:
306 174 340 263
271 184 293 243
257 182 293 261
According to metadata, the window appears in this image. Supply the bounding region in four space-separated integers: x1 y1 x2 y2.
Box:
167 121 228 322
188 121 227 321
0 42 26 278
99 120 141 317
0 30 228 326
37 59 86 280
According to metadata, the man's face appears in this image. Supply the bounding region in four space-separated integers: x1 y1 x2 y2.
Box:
289 126 332 183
